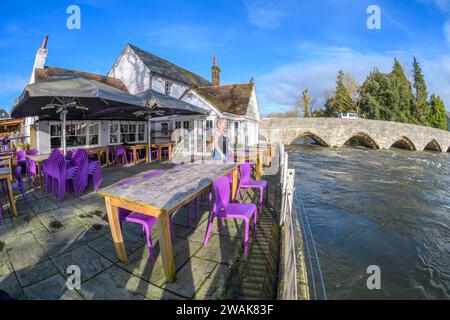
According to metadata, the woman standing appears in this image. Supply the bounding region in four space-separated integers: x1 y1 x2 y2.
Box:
212 118 233 162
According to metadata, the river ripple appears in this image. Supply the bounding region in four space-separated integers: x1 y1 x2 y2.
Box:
288 144 450 299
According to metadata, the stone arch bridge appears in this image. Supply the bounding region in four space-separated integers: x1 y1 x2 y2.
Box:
260 117 450 153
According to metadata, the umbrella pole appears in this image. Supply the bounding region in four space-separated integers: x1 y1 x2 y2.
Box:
148 117 151 162
61 109 68 155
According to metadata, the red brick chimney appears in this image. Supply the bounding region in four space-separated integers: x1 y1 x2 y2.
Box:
211 56 221 86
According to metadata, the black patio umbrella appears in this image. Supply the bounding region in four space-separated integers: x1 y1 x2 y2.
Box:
11 73 147 153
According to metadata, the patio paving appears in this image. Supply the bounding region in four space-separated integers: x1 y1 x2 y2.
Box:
0 161 280 300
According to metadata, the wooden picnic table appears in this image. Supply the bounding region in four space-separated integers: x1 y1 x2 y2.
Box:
124 144 149 165
99 162 239 283
26 154 49 191
0 167 17 216
86 146 110 167
151 143 173 162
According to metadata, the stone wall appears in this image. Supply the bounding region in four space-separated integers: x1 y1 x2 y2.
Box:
260 117 450 153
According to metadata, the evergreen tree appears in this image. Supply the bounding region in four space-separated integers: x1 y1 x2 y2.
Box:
412 57 431 125
389 59 414 123
325 70 357 117
360 69 393 120
429 95 447 130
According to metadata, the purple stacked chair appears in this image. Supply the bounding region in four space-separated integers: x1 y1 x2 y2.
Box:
204 176 257 256
44 149 79 202
71 149 88 196
235 162 268 215
88 160 103 192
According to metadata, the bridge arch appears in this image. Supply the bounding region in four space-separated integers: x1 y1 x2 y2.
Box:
343 132 379 149
424 139 442 152
292 131 330 147
390 136 417 151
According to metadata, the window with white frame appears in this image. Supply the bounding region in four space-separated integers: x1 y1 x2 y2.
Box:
109 122 146 144
183 120 190 130
50 122 99 148
175 121 181 129
161 122 169 136
205 120 213 130
165 81 172 96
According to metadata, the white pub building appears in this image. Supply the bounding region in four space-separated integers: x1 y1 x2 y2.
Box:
25 38 261 155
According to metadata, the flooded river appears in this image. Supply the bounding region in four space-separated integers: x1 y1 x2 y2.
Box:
287 144 449 299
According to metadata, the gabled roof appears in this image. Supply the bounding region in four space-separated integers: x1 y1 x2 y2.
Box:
195 83 254 116
127 44 211 88
0 109 10 119
136 89 209 115
35 66 128 92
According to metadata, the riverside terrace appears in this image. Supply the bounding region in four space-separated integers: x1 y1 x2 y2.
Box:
0 161 280 300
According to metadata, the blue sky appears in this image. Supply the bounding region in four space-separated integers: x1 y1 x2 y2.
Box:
1 0 450 114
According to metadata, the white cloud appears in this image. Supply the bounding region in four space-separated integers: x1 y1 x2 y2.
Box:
256 44 450 114
244 0 286 28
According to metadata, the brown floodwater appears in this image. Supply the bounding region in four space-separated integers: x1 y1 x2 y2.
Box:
287 144 449 299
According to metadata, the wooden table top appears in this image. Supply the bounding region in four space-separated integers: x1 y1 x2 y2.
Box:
26 154 49 162
86 146 108 151
99 163 237 212
151 143 172 147
125 144 148 149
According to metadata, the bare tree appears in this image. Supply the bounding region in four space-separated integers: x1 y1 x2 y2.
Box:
295 89 315 117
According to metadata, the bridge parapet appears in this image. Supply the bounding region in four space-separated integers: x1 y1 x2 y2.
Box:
260 118 450 153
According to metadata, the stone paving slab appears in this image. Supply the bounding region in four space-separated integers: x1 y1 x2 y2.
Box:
194 235 243 265
5 233 47 271
0 259 13 277
162 257 218 299
34 225 101 258
22 274 83 300
0 274 24 299
52 245 113 282
15 260 59 287
80 265 182 300
195 264 232 300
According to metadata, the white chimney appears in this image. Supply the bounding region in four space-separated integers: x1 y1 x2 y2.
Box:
29 35 48 84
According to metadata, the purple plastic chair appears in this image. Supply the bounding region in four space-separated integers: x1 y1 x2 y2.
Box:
71 149 88 196
235 162 268 215
17 150 26 170
46 150 79 202
151 148 158 161
88 160 103 192
25 149 39 187
0 197 3 225
116 146 128 165
116 171 173 261
109 146 116 164
204 176 257 255
12 166 32 208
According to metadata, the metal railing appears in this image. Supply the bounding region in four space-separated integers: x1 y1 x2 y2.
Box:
278 143 326 300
